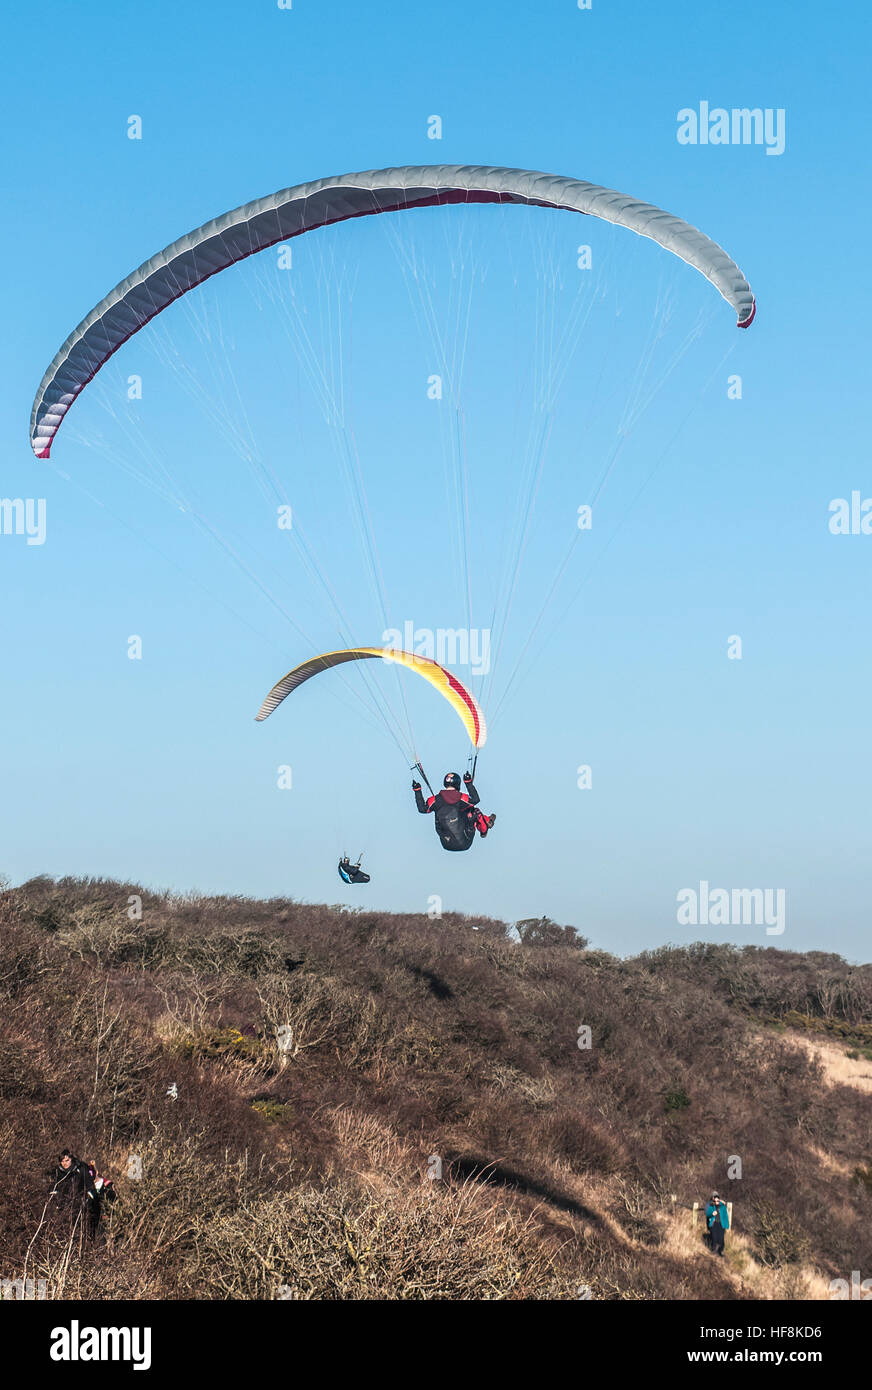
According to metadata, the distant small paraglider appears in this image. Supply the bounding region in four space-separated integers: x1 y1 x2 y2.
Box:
338 856 370 885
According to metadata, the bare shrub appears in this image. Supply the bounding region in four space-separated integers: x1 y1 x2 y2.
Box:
752 1200 810 1268
189 1180 575 1300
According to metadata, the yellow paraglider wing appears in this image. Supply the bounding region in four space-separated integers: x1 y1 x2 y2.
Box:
255 647 486 750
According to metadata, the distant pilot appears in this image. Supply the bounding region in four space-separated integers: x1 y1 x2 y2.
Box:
338 856 370 885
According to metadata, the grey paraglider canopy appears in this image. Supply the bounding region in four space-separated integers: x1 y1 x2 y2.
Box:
29 164 755 458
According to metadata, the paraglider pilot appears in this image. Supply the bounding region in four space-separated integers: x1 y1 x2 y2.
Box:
413 772 496 852
338 857 370 885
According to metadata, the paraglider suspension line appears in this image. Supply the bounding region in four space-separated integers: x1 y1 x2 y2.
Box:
413 761 435 796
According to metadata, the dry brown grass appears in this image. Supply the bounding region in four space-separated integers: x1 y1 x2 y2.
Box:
787 1030 872 1094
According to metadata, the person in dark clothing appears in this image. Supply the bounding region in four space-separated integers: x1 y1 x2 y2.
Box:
413 771 496 852
338 856 370 885
98 1175 118 1206
50 1150 95 1201
50 1149 99 1235
705 1191 729 1255
86 1163 117 1237
87 1164 117 1203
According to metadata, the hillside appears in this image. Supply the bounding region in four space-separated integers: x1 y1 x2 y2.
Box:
1 874 870 1301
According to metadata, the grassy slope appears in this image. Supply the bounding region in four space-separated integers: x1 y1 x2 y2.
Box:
1 875 870 1300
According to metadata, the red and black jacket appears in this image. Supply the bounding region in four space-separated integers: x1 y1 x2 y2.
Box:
415 781 480 851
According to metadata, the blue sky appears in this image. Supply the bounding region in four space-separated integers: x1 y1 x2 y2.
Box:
2 0 869 958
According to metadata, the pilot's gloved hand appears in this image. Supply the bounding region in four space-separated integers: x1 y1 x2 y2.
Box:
463 772 473 783
412 780 422 791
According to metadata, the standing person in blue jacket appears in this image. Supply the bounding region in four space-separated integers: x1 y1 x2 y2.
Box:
706 1191 730 1255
